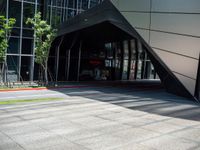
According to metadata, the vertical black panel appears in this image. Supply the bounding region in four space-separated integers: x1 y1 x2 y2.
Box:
195 54 200 101
68 42 79 81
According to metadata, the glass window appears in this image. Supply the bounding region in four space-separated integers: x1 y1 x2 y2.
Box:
68 9 76 19
23 29 34 37
23 3 35 28
24 0 35 3
20 56 32 81
8 37 20 54
129 39 136 80
122 41 129 80
9 0 21 27
68 0 76 9
136 59 142 79
52 0 61 6
0 0 6 16
105 43 113 59
22 38 33 54
11 28 20 37
33 62 40 81
51 7 62 27
7 55 19 82
90 0 99 8
81 0 88 10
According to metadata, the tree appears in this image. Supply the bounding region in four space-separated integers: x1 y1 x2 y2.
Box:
0 16 16 82
26 12 56 85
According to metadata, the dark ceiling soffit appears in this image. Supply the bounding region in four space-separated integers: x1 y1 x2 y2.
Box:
54 0 195 101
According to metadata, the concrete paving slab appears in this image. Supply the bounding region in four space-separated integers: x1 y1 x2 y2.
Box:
0 83 200 150
41 143 90 150
111 143 155 150
112 127 160 143
61 128 102 141
140 135 198 150
142 121 186 134
170 128 200 143
76 134 129 150
0 141 25 150
19 136 74 150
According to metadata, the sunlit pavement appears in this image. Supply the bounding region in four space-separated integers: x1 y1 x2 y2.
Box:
0 83 200 150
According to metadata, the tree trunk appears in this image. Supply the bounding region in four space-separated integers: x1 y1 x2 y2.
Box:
4 61 8 83
44 60 48 86
2 63 5 83
0 63 3 83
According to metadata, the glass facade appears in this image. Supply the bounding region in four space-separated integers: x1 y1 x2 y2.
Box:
77 39 158 82
3 0 101 82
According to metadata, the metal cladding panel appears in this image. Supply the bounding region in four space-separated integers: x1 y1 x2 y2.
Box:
110 0 119 8
118 0 150 11
153 49 198 95
151 13 200 37
150 31 200 59
121 12 150 29
135 29 149 43
112 0 200 100
174 73 196 95
152 0 200 13
153 49 198 80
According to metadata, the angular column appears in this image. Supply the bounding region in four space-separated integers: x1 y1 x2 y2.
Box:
55 36 64 82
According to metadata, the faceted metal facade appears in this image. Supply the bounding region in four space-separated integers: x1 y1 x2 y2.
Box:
111 0 200 99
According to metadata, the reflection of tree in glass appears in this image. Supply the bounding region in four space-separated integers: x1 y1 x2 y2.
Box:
0 15 16 82
23 3 35 27
0 0 6 16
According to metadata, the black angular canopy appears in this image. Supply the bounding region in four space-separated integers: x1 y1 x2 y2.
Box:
52 0 195 100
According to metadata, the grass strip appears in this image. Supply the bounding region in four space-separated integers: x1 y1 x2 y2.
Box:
0 97 64 105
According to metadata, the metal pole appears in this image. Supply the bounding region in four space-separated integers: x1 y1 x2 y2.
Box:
30 0 38 82
77 40 82 81
66 49 71 81
18 1 23 82
55 36 64 82
4 0 9 83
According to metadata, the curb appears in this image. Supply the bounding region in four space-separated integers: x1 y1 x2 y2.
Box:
0 85 89 92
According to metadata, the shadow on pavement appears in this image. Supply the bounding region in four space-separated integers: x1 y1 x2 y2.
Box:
49 80 200 121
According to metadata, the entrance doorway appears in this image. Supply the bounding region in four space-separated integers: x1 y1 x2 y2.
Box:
63 38 159 82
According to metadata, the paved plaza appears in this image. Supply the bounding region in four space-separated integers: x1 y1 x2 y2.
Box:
0 82 200 150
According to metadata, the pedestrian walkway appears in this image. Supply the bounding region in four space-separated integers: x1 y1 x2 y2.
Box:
0 84 200 150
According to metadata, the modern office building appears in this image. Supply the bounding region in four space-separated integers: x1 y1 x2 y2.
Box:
0 0 199 101
0 0 102 82
50 0 199 101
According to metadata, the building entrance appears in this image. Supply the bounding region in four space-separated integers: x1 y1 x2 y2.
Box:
50 0 196 101
60 38 158 82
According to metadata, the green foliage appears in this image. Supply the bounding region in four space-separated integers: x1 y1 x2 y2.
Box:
26 12 56 67
0 16 16 63
0 97 64 105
